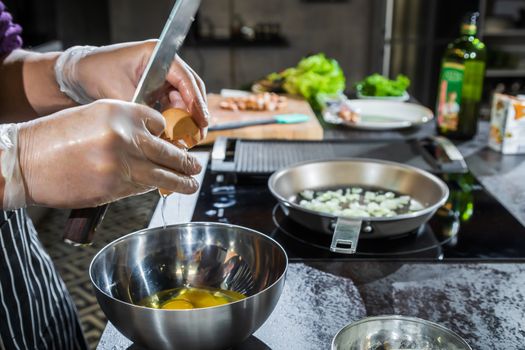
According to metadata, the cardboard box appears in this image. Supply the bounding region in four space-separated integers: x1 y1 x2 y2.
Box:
489 93 525 154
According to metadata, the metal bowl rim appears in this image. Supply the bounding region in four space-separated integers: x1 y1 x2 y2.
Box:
331 315 472 350
89 221 289 313
268 158 449 222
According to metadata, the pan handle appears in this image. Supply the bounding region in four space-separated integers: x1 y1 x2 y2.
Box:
330 217 362 254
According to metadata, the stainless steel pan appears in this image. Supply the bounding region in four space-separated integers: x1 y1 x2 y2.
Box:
268 158 449 254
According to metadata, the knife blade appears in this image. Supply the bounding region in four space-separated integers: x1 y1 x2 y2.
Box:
209 114 310 131
64 0 201 246
133 0 201 106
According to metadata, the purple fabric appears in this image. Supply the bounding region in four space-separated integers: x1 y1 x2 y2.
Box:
0 1 22 56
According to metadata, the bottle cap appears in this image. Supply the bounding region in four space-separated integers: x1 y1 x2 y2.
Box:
461 12 479 35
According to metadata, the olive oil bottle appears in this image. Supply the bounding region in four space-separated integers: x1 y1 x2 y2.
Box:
436 12 486 140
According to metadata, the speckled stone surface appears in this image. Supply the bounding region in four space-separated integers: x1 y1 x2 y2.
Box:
253 264 366 349
307 261 525 350
390 264 525 349
97 264 366 349
98 261 525 349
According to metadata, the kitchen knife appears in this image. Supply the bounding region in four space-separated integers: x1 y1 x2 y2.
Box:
64 0 201 246
209 113 310 131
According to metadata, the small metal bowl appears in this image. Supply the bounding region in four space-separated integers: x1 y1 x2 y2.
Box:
332 315 471 350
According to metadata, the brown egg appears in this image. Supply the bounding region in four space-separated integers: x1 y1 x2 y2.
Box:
159 108 202 196
161 108 201 149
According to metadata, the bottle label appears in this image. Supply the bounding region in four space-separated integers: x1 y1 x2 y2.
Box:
437 62 464 132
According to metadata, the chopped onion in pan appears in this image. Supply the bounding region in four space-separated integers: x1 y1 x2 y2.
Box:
298 187 421 218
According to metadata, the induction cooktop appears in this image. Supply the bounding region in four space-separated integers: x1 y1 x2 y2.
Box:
193 140 525 261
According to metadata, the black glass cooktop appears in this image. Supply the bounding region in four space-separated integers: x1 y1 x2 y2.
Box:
192 168 525 261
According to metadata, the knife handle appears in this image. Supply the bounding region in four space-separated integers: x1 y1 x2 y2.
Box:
63 205 109 246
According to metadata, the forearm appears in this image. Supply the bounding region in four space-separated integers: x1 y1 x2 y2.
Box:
0 50 76 122
0 149 5 208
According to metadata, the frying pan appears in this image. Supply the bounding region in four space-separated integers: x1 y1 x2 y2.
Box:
268 159 449 254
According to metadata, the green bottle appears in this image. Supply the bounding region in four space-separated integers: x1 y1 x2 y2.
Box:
436 12 486 140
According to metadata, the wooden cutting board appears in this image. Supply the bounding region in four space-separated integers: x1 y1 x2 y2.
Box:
203 94 324 144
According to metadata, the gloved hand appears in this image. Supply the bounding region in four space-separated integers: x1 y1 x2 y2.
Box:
54 40 209 139
12 99 201 209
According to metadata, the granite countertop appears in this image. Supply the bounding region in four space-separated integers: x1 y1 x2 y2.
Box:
98 261 525 349
311 261 525 349
97 121 525 350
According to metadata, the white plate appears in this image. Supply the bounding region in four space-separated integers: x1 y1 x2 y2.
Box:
323 100 434 130
356 91 410 102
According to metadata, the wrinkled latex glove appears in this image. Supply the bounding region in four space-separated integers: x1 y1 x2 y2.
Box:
16 99 201 209
55 40 209 139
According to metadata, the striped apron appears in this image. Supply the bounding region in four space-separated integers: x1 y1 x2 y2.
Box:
0 209 87 350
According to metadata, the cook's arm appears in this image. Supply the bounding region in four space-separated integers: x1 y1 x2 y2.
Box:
0 100 201 210
0 150 5 207
0 50 76 122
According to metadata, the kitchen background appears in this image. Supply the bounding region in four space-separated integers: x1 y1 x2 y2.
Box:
5 0 525 110
2 0 525 348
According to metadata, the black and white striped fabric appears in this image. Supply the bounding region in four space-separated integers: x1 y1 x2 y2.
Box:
0 209 87 350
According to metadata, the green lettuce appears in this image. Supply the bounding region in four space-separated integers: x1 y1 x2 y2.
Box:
356 74 410 97
268 53 346 103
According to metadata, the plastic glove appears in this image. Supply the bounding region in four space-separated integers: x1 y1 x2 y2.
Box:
0 124 25 209
54 40 209 139
14 99 201 209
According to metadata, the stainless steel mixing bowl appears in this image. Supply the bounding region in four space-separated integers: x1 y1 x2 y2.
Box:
332 315 471 350
90 222 288 350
